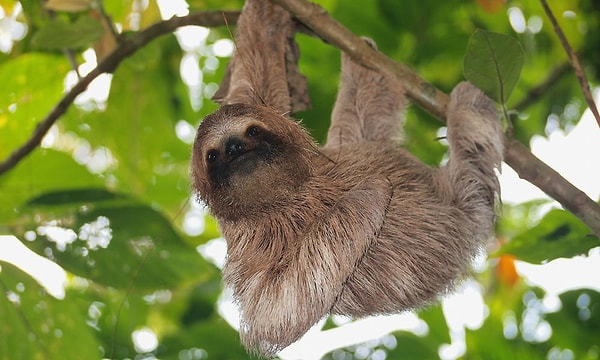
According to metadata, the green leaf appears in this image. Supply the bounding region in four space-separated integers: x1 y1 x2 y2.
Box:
18 0 47 29
27 187 123 205
496 209 599 263
12 188 217 290
81 286 152 358
31 15 104 50
0 149 103 223
159 316 248 360
179 279 222 325
384 305 450 359
0 261 101 359
387 331 440 359
546 290 600 354
419 305 451 344
497 199 553 239
464 291 551 359
0 54 68 159
464 29 524 104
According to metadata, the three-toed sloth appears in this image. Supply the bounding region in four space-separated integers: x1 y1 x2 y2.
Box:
190 0 503 356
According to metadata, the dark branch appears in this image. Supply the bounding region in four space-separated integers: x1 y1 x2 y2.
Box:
0 10 240 175
271 0 600 237
1 2 599 238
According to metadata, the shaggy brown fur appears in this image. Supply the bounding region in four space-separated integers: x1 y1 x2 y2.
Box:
190 0 503 356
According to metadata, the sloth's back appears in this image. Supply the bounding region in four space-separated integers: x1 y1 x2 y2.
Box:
318 142 481 316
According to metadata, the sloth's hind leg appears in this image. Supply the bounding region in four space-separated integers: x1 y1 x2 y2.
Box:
326 39 406 148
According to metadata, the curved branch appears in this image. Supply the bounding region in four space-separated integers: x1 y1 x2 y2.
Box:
0 10 240 175
1 2 599 238
271 0 600 237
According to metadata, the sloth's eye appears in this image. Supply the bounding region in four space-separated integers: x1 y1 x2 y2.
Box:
246 125 261 137
206 150 219 163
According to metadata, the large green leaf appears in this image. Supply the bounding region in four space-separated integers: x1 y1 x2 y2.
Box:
546 290 600 355
0 149 103 224
0 54 68 159
11 188 216 290
464 29 524 104
497 209 599 263
31 15 104 50
0 261 100 359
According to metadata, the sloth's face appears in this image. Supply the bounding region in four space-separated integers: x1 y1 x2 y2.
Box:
200 115 285 189
190 103 314 219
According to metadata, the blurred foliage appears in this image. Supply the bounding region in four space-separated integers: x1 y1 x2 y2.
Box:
0 0 598 359
497 209 599 263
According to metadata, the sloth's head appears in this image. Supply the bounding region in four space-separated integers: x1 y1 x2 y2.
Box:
191 103 316 220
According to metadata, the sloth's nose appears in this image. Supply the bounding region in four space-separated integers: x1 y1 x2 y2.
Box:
225 138 246 157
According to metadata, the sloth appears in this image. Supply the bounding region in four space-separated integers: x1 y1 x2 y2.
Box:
190 0 503 356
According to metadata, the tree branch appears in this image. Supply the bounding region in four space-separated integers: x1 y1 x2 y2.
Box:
539 0 600 127
1 3 599 238
0 10 240 175
271 0 600 237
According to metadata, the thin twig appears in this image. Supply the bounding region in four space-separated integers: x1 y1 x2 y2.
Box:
539 0 600 127
96 1 120 43
513 60 571 112
64 48 82 79
270 0 600 237
48 9 81 77
0 10 239 175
